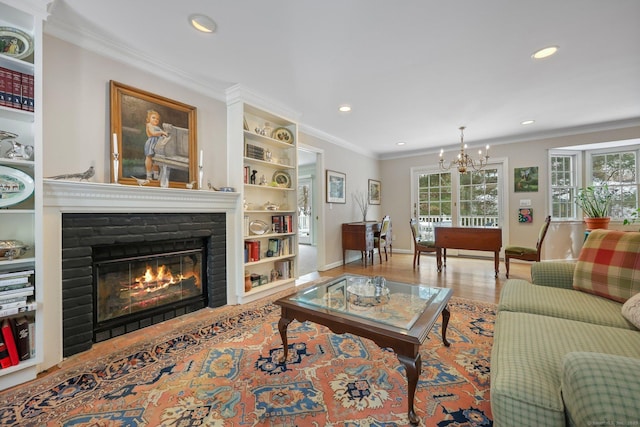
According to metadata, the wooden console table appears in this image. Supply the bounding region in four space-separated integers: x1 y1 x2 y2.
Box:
342 221 380 266
434 227 502 277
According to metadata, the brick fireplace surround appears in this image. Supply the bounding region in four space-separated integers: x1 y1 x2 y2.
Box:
42 180 241 371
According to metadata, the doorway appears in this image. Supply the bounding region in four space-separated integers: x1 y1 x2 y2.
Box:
297 147 319 276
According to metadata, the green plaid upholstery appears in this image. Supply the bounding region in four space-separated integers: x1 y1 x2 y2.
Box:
504 245 537 255
562 352 640 427
499 280 635 330
530 261 576 289
573 230 640 302
491 311 640 427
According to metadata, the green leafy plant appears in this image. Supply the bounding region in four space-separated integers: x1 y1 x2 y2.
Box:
623 207 640 230
575 185 614 218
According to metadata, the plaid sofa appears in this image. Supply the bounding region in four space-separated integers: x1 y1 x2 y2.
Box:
491 230 640 427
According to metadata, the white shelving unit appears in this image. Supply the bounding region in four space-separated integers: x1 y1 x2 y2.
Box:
0 0 46 390
227 87 298 303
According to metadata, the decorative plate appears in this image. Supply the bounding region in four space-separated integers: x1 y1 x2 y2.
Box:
272 127 294 144
272 170 291 188
249 219 270 235
0 165 34 207
0 27 34 60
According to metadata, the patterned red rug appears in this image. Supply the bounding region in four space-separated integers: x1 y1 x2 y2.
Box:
0 295 494 426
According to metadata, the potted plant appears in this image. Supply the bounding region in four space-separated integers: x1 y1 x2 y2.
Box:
575 185 614 230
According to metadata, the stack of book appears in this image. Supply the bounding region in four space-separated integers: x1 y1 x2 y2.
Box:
0 67 35 112
0 270 35 369
271 215 293 233
245 143 264 161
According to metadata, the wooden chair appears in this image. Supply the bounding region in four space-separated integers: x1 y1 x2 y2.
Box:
409 218 438 269
504 215 551 278
373 215 392 263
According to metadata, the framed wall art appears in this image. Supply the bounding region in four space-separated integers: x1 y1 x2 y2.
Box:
110 81 197 188
326 169 346 203
514 166 539 192
368 179 381 205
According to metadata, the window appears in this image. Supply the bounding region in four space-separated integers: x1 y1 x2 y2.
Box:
549 144 639 221
589 149 638 219
459 169 499 226
417 171 452 219
550 152 578 219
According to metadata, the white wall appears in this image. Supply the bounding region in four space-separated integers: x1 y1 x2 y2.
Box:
43 35 229 187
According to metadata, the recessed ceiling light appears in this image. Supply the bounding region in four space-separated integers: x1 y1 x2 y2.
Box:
189 14 217 33
338 105 352 113
396 142 406 146
521 120 535 125
532 46 558 60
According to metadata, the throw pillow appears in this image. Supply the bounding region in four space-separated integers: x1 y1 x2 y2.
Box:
622 292 640 329
573 230 640 303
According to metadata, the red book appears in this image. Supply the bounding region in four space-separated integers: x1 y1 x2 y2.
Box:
0 333 11 368
27 74 35 112
21 73 29 110
0 67 6 107
1 318 19 366
11 70 22 109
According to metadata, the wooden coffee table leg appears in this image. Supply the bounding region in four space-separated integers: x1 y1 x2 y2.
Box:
398 353 421 425
441 306 451 347
278 316 292 363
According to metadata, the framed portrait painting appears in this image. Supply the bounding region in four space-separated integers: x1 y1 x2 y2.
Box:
109 81 197 188
326 169 346 203
368 179 381 205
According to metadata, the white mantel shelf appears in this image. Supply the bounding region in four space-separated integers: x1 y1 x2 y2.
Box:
43 180 240 211
40 179 243 373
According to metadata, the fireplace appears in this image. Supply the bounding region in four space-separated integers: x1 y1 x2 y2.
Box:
93 239 207 342
61 212 227 356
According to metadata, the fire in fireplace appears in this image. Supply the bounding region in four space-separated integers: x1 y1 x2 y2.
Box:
95 248 204 323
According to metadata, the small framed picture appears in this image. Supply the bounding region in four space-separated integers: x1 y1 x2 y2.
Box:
368 179 381 205
514 166 539 192
326 169 346 203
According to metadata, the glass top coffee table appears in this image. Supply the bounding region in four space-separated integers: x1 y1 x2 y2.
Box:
274 274 453 425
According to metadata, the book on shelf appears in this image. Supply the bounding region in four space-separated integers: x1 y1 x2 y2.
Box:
0 333 11 368
0 301 37 318
13 316 30 361
0 300 27 310
245 241 260 262
1 318 19 366
0 278 31 292
0 270 35 281
0 286 34 300
28 319 35 359
0 67 35 112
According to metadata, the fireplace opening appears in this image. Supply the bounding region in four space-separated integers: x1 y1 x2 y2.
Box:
92 238 208 342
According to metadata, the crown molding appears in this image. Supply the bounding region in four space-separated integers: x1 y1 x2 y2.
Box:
44 14 228 102
298 123 377 159
379 118 640 161
225 84 301 123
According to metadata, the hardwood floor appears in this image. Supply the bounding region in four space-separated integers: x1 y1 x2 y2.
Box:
317 252 532 305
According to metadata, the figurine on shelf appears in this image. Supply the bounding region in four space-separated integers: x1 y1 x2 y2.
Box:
47 166 95 181
259 174 267 185
250 169 257 185
265 149 272 162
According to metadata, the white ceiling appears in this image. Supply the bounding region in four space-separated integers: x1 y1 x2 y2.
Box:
44 0 640 159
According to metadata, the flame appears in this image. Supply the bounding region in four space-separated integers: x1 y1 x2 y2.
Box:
134 265 192 292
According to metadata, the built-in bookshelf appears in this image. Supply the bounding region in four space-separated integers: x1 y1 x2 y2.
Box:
227 87 298 303
0 0 46 390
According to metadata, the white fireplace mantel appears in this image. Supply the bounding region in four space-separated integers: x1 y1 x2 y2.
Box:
43 180 240 212
41 180 242 371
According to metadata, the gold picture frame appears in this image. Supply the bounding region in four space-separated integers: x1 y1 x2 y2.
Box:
109 81 197 187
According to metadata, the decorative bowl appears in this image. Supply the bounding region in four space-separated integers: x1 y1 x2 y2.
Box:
0 240 29 260
347 277 390 307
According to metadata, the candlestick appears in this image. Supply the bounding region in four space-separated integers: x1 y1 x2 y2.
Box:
198 165 204 190
112 133 119 184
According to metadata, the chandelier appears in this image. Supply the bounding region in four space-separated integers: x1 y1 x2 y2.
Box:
439 126 490 173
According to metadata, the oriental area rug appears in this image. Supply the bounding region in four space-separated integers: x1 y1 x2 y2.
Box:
0 290 495 426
